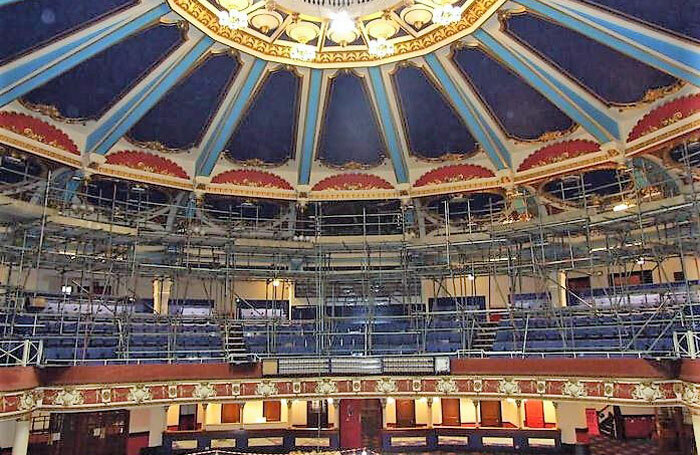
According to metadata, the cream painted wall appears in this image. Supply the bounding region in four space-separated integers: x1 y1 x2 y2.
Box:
385 398 396 425
459 398 477 423
129 407 151 433
556 402 588 444
0 419 16 449
543 400 557 424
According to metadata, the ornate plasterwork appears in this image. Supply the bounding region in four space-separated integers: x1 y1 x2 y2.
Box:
375 378 398 394
315 379 338 395
256 381 278 397
52 389 84 407
168 0 505 68
435 378 459 394
128 385 153 404
632 383 665 402
1 374 696 418
561 380 586 398
193 382 217 400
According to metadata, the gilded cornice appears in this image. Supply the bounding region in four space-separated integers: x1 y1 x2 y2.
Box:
167 0 506 68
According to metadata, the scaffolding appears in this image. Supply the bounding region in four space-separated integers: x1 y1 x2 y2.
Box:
0 139 700 364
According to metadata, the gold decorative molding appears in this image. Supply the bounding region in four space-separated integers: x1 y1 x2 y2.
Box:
167 0 505 68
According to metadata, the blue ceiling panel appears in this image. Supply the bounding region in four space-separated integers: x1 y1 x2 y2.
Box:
452 47 575 141
0 0 137 65
318 72 385 167
224 69 301 165
582 0 699 42
127 52 240 151
506 13 679 105
21 24 184 120
392 65 478 159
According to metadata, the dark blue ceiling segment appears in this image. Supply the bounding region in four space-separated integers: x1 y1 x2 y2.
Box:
452 47 575 141
392 65 478 159
224 69 301 164
0 0 137 65
505 13 678 105
21 24 184 120
581 0 700 42
127 52 240 151
318 72 385 167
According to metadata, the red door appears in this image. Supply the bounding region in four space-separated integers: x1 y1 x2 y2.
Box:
340 400 363 448
340 399 382 449
524 400 545 428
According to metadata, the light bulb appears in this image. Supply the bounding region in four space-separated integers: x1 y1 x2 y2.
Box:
432 4 461 25
368 38 395 58
290 43 316 61
218 9 248 30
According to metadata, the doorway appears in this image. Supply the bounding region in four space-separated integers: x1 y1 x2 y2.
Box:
340 399 383 449
480 401 503 427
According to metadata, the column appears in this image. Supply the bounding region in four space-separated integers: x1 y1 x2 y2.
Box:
474 401 480 428
331 399 340 429
426 398 434 429
12 416 30 455
692 411 700 455
287 400 294 429
515 400 523 429
238 401 246 428
381 399 389 429
148 406 168 448
201 404 209 431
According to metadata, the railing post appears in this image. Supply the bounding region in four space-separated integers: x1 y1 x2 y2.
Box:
689 330 698 359
21 339 30 366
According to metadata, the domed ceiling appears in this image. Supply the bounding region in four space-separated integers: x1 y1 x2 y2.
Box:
0 0 698 201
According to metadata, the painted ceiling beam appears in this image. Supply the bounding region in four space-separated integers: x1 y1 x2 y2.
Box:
0 0 24 6
367 66 409 184
473 29 619 144
86 34 214 156
435 51 512 169
517 0 700 87
298 69 323 186
0 1 170 107
195 57 268 177
424 53 508 170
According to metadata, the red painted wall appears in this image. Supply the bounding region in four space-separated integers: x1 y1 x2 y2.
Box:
340 399 363 448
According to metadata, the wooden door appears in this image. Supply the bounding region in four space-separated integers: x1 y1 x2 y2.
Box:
441 398 461 426
480 401 502 427
395 399 416 427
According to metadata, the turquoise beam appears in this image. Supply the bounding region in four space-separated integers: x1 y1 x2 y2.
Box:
424 53 507 170
0 2 170 107
0 0 24 6
298 69 323 185
474 29 619 143
86 35 214 156
517 0 700 86
195 58 268 177
367 67 408 184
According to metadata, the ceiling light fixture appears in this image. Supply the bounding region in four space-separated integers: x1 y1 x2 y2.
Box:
330 11 356 36
218 9 248 29
290 43 317 61
368 38 395 58
432 4 461 25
